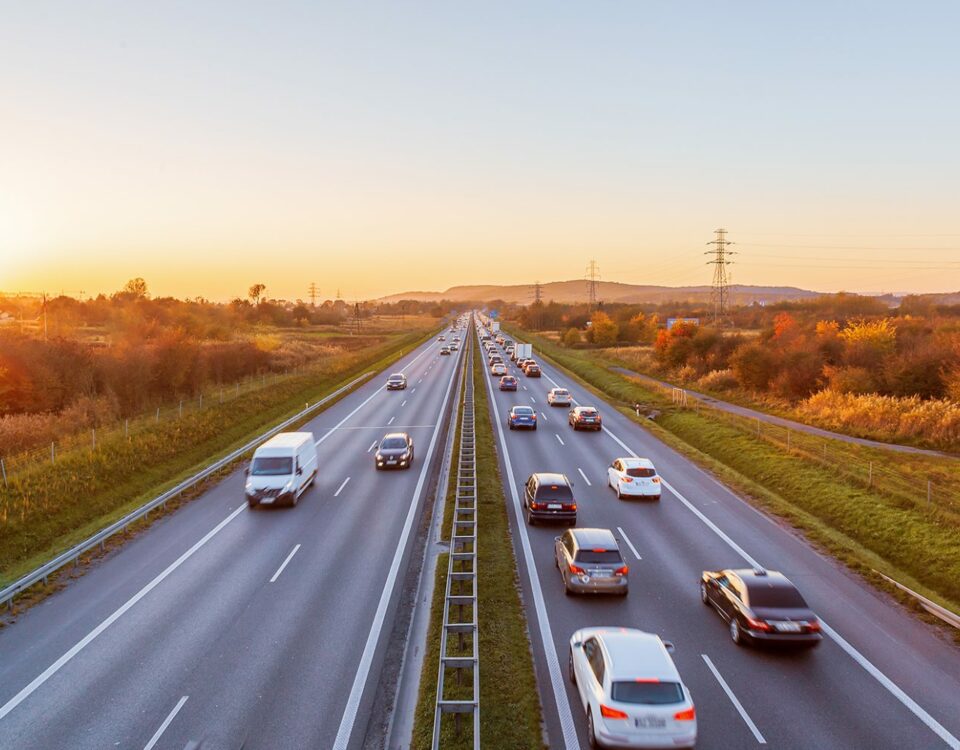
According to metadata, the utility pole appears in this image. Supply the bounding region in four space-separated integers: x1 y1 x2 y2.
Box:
706 228 736 324
585 260 601 313
42 292 48 341
354 302 362 334
532 281 543 330
308 282 319 307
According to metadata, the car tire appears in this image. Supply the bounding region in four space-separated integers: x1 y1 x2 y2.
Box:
568 648 577 684
564 582 573 596
587 708 599 748
730 618 745 646
289 491 299 508
700 582 710 605
616 485 623 500
532 425 537 431
526 507 536 526
247 498 258 509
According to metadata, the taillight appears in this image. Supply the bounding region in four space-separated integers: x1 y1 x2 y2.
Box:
622 476 633 483
569 503 577 511
569 563 585 575
746 616 771 632
651 477 660 484
674 707 696 721
614 566 629 576
600 704 628 720
807 619 821 632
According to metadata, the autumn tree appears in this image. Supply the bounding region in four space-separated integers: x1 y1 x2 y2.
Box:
122 277 149 299
588 311 619 346
248 283 267 306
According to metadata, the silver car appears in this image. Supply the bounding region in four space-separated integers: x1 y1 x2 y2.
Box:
555 528 629 596
386 373 407 390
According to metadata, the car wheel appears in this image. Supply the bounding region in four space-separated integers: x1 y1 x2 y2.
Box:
526 507 535 526
247 498 258 509
564 582 573 596
532 425 537 431
700 582 710 605
568 648 577 684
508 423 514 430
730 618 745 646
587 708 599 748
289 491 299 508
616 484 623 500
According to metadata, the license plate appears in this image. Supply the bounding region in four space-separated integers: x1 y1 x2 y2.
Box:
593 569 611 578
547 503 561 510
635 716 666 729
774 621 801 632
387 459 397 464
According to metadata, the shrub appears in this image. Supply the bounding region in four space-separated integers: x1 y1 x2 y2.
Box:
696 369 739 391
730 343 778 391
562 327 581 346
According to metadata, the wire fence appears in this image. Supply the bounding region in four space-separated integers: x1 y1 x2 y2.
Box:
657 385 960 517
0 364 318 486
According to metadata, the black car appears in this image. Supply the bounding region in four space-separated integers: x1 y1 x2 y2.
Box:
375 432 415 470
523 472 577 526
700 568 822 648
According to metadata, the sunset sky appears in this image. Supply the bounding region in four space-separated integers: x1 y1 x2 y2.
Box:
3 1 959 301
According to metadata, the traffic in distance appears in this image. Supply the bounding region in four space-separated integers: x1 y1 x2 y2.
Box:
477 319 831 749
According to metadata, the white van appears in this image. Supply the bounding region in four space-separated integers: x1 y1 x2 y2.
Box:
244 432 318 508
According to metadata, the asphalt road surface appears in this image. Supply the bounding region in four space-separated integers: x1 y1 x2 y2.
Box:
481 329 960 750
0 332 463 750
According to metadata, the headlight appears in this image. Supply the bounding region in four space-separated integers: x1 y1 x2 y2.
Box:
400 451 409 460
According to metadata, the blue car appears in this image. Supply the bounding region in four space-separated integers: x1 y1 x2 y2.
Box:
499 375 518 391
508 405 538 430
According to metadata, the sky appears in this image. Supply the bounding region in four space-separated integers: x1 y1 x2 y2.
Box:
2 1 959 302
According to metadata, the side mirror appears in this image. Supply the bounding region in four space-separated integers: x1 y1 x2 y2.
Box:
554 536 561 543
662 640 675 653
296 467 303 476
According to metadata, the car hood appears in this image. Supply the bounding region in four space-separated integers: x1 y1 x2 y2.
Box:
247 476 291 490
378 447 408 456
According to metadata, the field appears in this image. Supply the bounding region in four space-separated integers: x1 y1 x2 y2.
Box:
508 325 960 623
0 325 435 587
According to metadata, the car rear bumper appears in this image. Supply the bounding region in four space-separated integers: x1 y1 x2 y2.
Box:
509 421 537 428
618 485 661 499
745 630 823 645
596 725 697 749
529 509 576 523
566 576 628 595
573 422 602 430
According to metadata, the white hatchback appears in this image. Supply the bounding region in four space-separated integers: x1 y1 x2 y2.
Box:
608 457 661 500
547 387 573 407
568 628 696 749
490 362 507 376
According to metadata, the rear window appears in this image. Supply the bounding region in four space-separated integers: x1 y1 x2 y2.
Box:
251 457 293 476
747 584 808 608
611 681 684 705
575 550 622 564
535 483 572 500
381 437 407 450
513 407 534 416
554 390 569 396
626 467 656 478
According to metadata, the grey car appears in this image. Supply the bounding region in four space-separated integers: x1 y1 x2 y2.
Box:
375 432 415 470
555 528 629 596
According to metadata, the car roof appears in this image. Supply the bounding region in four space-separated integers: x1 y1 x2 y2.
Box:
381 432 410 441
574 405 597 412
389 373 405 378
258 432 314 450
533 472 569 485
551 387 569 392
619 457 655 469
601 630 680 682
512 405 534 412
728 568 795 591
569 527 618 549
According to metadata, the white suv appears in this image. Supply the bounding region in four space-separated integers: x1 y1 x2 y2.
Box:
568 628 696 749
608 457 661 500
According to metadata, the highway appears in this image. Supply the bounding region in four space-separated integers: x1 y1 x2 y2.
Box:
0 332 464 750
479 326 960 750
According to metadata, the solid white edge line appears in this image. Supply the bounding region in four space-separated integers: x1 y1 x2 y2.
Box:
334 477 351 497
0 505 246 721
577 467 591 486
702 655 766 744
540 361 960 749
331 329 462 750
143 695 189 750
269 544 301 583
481 341 580 750
555 433 565 446
616 527 641 560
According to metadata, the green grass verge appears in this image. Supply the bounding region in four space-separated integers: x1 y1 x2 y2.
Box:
508 325 960 623
411 336 545 749
0 329 434 586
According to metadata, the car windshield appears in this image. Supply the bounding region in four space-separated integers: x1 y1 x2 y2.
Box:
611 681 684 705
381 437 407 450
626 467 656 478
575 550 622 564
579 409 597 416
389 375 403 381
513 407 534 415
251 457 292 476
748 584 808 608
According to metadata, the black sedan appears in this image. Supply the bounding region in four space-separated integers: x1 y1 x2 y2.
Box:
701 568 822 648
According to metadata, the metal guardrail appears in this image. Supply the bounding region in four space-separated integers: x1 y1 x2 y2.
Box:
432 317 480 749
0 370 375 609
873 570 960 630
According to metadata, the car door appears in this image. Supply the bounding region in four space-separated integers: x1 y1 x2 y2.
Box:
608 460 621 487
524 477 536 510
715 574 740 620
576 637 600 710
585 638 607 711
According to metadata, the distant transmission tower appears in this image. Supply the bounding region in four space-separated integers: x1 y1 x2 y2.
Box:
585 260 601 312
354 302 362 333
308 282 319 307
533 280 543 330
533 280 543 305
705 228 736 324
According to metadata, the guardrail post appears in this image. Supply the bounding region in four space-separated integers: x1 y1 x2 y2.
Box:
156 407 160 423
199 393 203 409
51 442 55 463
1 457 7 487
125 419 129 438
927 480 932 506
179 401 183 418
756 417 761 436
868 462 873 487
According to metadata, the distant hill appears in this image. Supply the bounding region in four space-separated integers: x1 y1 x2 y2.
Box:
377 280 824 306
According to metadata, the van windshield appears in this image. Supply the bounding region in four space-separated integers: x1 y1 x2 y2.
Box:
251 457 293 476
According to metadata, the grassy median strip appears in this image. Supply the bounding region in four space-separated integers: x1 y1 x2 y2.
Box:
509 326 960 625
411 336 544 749
0 329 434 587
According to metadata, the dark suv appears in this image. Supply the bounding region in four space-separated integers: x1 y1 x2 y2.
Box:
523 472 577 526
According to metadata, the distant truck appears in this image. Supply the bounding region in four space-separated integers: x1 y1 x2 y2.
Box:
244 432 318 508
491 321 500 333
513 343 532 361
